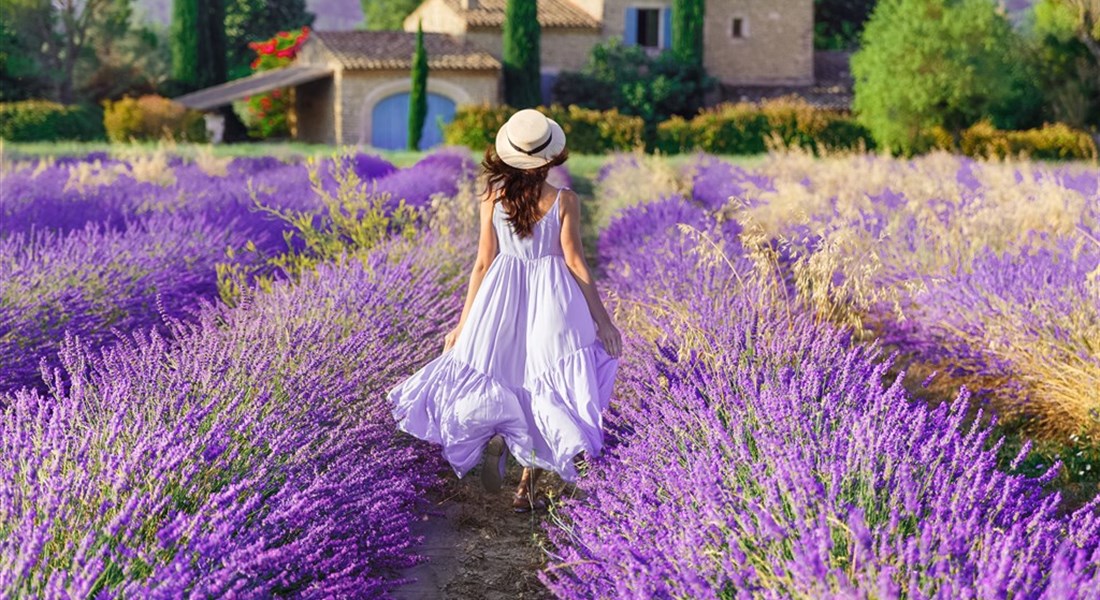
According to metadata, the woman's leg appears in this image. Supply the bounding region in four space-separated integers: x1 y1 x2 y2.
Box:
513 467 544 508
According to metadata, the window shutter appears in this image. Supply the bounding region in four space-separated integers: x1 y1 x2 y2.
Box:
624 8 638 45
661 8 672 49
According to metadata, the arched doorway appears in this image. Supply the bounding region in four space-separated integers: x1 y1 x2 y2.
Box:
370 92 456 150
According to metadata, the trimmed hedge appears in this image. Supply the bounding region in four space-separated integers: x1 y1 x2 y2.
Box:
102 95 207 143
954 121 1098 161
0 101 106 142
443 104 644 154
655 96 874 155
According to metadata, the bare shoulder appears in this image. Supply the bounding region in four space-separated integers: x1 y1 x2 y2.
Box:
557 187 581 215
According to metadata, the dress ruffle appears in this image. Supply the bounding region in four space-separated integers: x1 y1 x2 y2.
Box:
389 341 617 482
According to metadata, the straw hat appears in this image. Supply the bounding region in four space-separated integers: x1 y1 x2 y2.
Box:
494 109 567 170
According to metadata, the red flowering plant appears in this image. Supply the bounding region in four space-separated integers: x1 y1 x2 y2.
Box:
245 26 310 138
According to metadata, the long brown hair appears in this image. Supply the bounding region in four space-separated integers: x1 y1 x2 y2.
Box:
482 145 569 239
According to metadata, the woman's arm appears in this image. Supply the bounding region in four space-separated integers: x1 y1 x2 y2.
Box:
444 193 499 350
559 188 622 357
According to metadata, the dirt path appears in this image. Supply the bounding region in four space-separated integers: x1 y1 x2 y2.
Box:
389 174 601 599
391 457 566 599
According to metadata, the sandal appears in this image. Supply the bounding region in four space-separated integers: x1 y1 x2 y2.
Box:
512 490 549 513
481 436 507 493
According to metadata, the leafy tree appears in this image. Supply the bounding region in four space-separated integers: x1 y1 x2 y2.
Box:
1037 0 1100 62
503 0 540 108
552 38 714 147
81 0 170 100
814 0 876 50
672 0 704 67
361 0 420 30
0 5 49 101
1 0 127 103
1028 0 1100 127
224 0 313 80
852 0 1043 154
408 20 428 150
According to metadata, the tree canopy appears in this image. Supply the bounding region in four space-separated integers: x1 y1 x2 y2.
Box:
852 0 1043 154
361 0 421 30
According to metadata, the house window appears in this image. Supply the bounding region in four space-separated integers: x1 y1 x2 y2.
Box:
731 17 746 38
625 6 671 49
637 8 660 47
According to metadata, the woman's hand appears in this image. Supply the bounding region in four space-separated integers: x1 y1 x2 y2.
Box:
596 319 622 358
444 326 462 351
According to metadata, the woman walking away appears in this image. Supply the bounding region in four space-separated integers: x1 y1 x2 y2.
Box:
387 109 622 513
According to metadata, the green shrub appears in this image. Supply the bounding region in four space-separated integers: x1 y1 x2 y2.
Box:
443 104 643 154
551 39 714 148
102 95 207 143
0 101 106 142
442 104 510 150
852 0 1042 155
543 105 644 153
655 97 873 155
956 120 1097 161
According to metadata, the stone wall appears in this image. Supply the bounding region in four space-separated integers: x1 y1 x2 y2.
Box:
466 28 598 73
295 74 338 144
404 0 467 34
339 69 500 145
702 0 814 85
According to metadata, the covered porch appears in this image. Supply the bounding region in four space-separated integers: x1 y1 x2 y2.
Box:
174 65 336 144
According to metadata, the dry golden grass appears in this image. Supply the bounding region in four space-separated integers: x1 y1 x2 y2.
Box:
594 145 1098 443
592 150 692 229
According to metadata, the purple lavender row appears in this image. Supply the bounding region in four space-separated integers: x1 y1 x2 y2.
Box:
0 150 476 394
541 176 1100 596
0 234 462 597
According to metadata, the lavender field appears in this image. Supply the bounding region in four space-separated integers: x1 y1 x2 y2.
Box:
1 147 1098 597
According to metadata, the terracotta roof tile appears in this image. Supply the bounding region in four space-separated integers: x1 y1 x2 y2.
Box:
312 30 500 70
444 0 600 29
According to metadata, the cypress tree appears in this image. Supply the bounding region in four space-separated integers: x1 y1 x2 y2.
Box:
408 20 429 150
502 0 541 108
170 0 200 88
672 0 704 67
171 0 228 90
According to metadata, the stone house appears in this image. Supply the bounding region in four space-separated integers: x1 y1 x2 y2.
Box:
175 0 816 148
176 30 500 147
405 0 815 87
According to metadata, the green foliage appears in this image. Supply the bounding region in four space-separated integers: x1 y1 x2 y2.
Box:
502 0 541 108
217 154 420 305
553 39 713 147
0 0 171 103
243 27 310 139
1029 0 1100 129
953 120 1098 161
672 0 704 66
0 7 49 101
442 103 645 153
654 97 874 155
101 95 206 142
441 103 509 150
814 0 876 50
408 22 428 151
170 0 227 90
0 100 106 141
852 0 1044 155
361 0 421 30
224 0 314 80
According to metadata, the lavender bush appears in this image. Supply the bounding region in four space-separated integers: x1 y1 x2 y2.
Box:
0 231 464 597
0 149 476 393
542 187 1100 597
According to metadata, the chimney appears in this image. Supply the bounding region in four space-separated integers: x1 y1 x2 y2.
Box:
461 0 478 9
